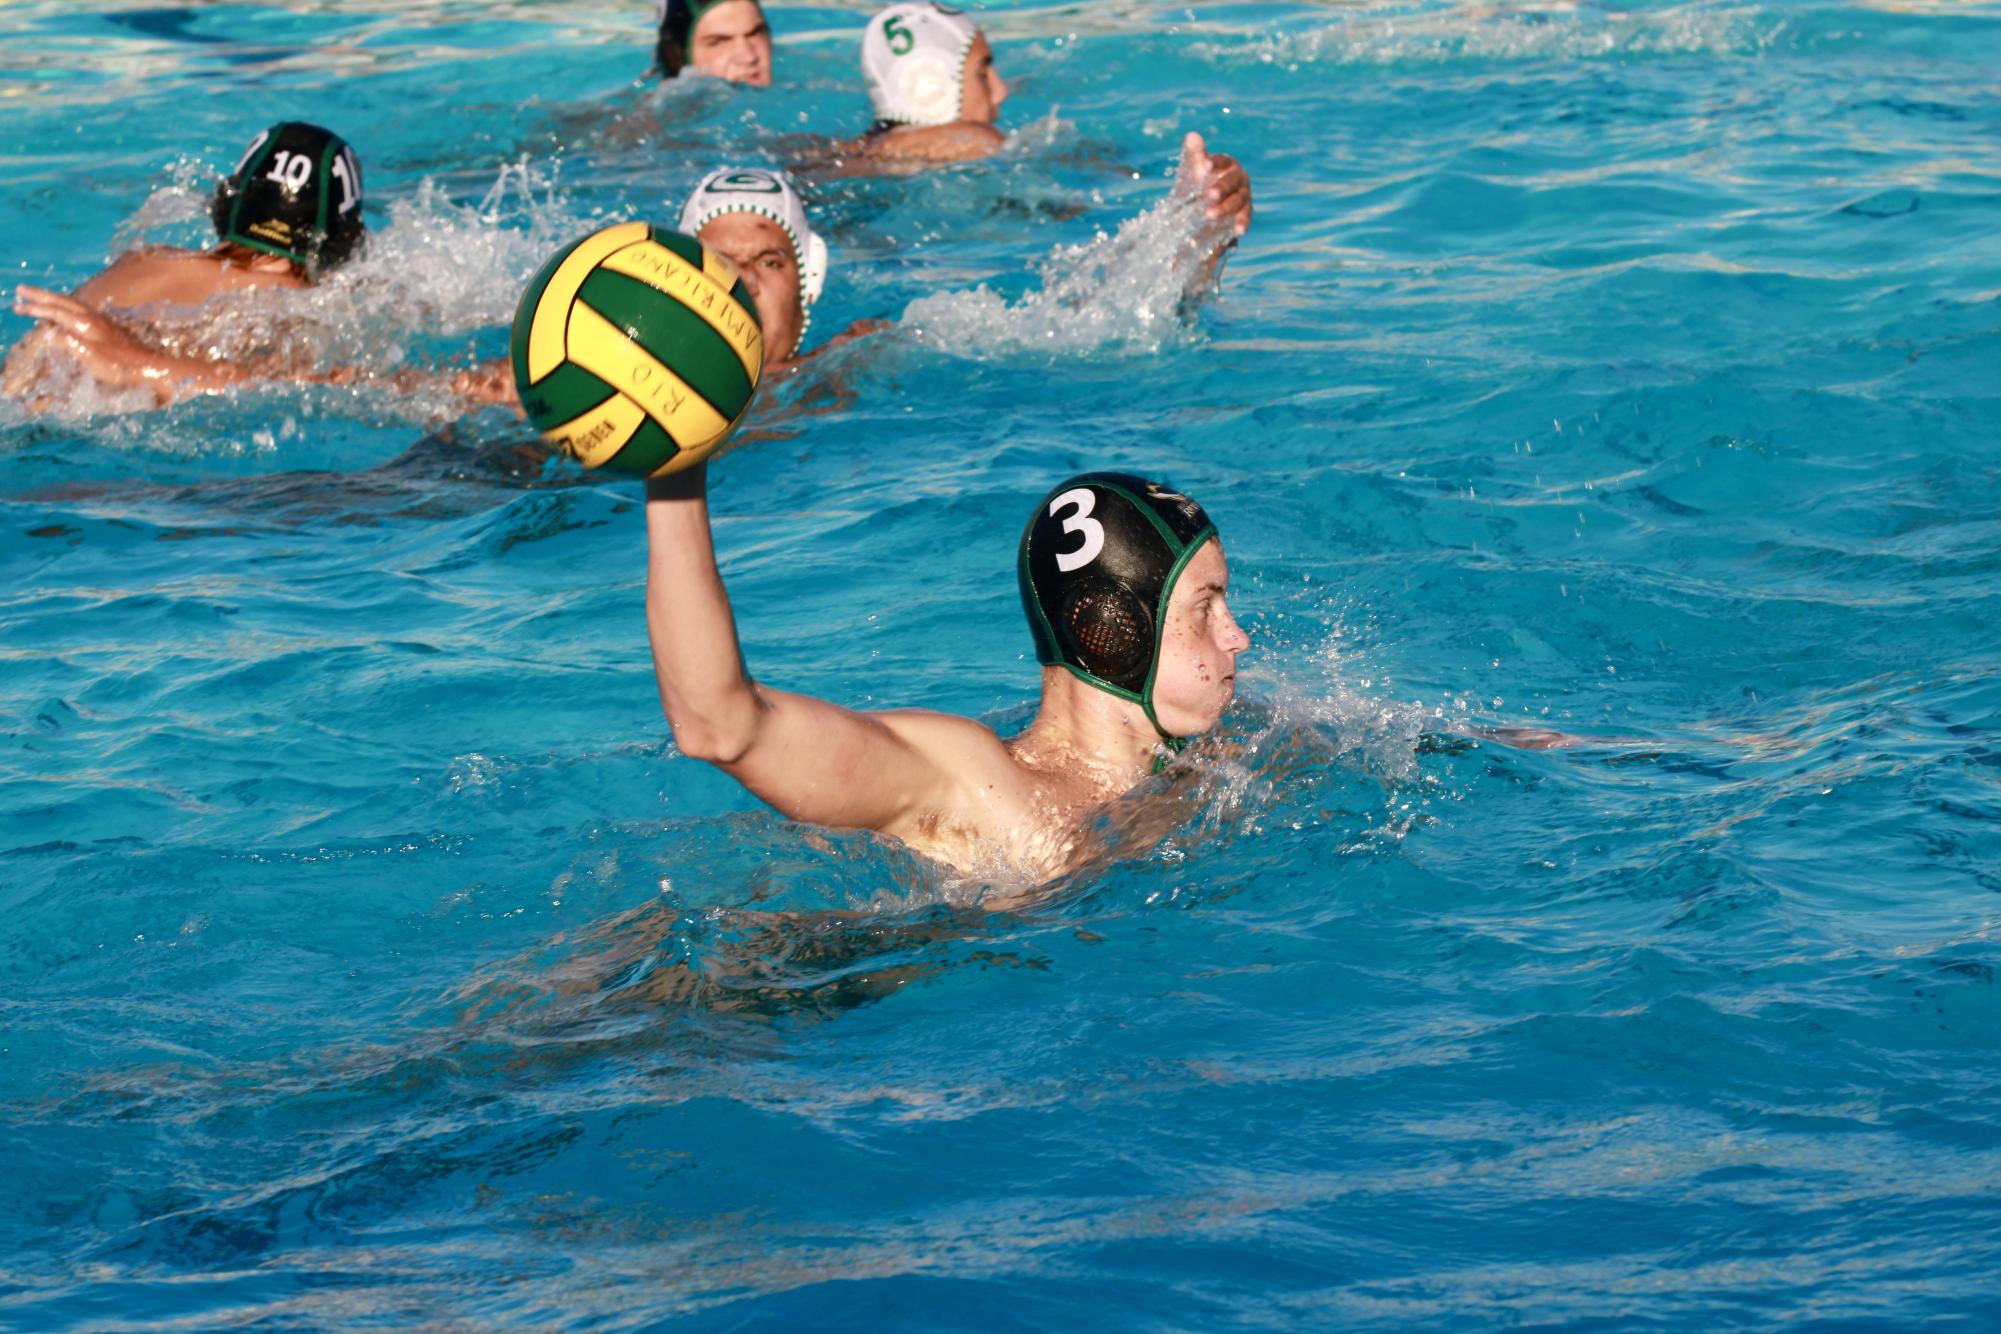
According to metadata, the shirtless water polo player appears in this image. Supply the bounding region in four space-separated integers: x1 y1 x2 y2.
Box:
5 122 368 406
845 1 1012 167
646 464 1250 878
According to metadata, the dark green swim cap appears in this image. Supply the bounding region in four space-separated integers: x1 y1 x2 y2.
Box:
1018 472 1218 738
210 122 365 277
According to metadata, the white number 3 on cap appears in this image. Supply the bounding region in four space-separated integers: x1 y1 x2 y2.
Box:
1049 488 1105 573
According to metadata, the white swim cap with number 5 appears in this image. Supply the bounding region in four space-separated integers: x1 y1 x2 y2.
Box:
862 2 980 127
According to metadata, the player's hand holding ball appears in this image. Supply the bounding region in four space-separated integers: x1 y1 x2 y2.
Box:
510 222 763 477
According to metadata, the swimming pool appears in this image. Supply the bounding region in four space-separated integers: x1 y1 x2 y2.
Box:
4 0 2000 1326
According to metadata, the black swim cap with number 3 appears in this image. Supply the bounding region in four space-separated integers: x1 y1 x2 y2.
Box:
211 122 365 277
1018 472 1217 737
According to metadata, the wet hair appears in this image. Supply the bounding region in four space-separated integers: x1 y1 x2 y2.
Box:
1018 472 1218 738
210 122 365 279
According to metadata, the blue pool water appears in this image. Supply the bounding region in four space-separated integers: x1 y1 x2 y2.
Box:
4 0 2000 1326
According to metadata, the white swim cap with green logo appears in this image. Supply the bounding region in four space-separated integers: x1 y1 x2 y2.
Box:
862 2 979 127
677 167 829 334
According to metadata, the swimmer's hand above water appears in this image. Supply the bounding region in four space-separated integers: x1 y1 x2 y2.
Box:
1169 132 1254 307
1173 131 1253 240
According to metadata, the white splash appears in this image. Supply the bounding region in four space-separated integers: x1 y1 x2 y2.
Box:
899 174 1227 359
109 156 218 256
345 158 598 335
177 157 589 367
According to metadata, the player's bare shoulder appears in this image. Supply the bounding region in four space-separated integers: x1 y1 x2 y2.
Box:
875 708 1026 800
77 247 308 311
871 707 1085 873
863 122 1005 164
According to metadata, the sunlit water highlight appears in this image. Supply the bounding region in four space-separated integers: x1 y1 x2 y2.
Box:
3 0 2000 1327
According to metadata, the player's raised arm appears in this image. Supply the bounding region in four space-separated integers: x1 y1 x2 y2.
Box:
1172 132 1254 307
641 465 957 831
510 219 959 830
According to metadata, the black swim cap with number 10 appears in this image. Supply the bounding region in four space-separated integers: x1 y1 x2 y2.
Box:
1018 472 1218 739
210 121 365 277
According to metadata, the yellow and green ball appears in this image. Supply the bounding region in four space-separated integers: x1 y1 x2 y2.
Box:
510 221 763 477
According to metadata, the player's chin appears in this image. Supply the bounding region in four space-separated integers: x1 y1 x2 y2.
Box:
1165 694 1233 739
1215 672 1238 712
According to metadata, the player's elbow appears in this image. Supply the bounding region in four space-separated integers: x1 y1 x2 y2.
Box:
665 704 760 766
962 124 1006 157
668 719 752 766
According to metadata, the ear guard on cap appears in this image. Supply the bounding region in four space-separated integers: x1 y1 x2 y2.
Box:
211 121 365 279
893 53 959 124
802 231 829 305
862 2 980 126
1018 473 1218 739
678 166 829 332
1061 577 1155 683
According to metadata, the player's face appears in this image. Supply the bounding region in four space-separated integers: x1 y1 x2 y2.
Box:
690 0 773 86
1149 540 1250 738
699 212 803 365
959 33 1007 123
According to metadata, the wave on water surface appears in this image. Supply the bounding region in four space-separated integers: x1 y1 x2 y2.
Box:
1192 1 1787 67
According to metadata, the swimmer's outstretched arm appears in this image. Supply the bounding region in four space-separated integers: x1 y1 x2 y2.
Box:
862 122 1007 165
643 466 975 834
802 123 1007 178
780 319 893 377
11 286 253 405
11 286 517 412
